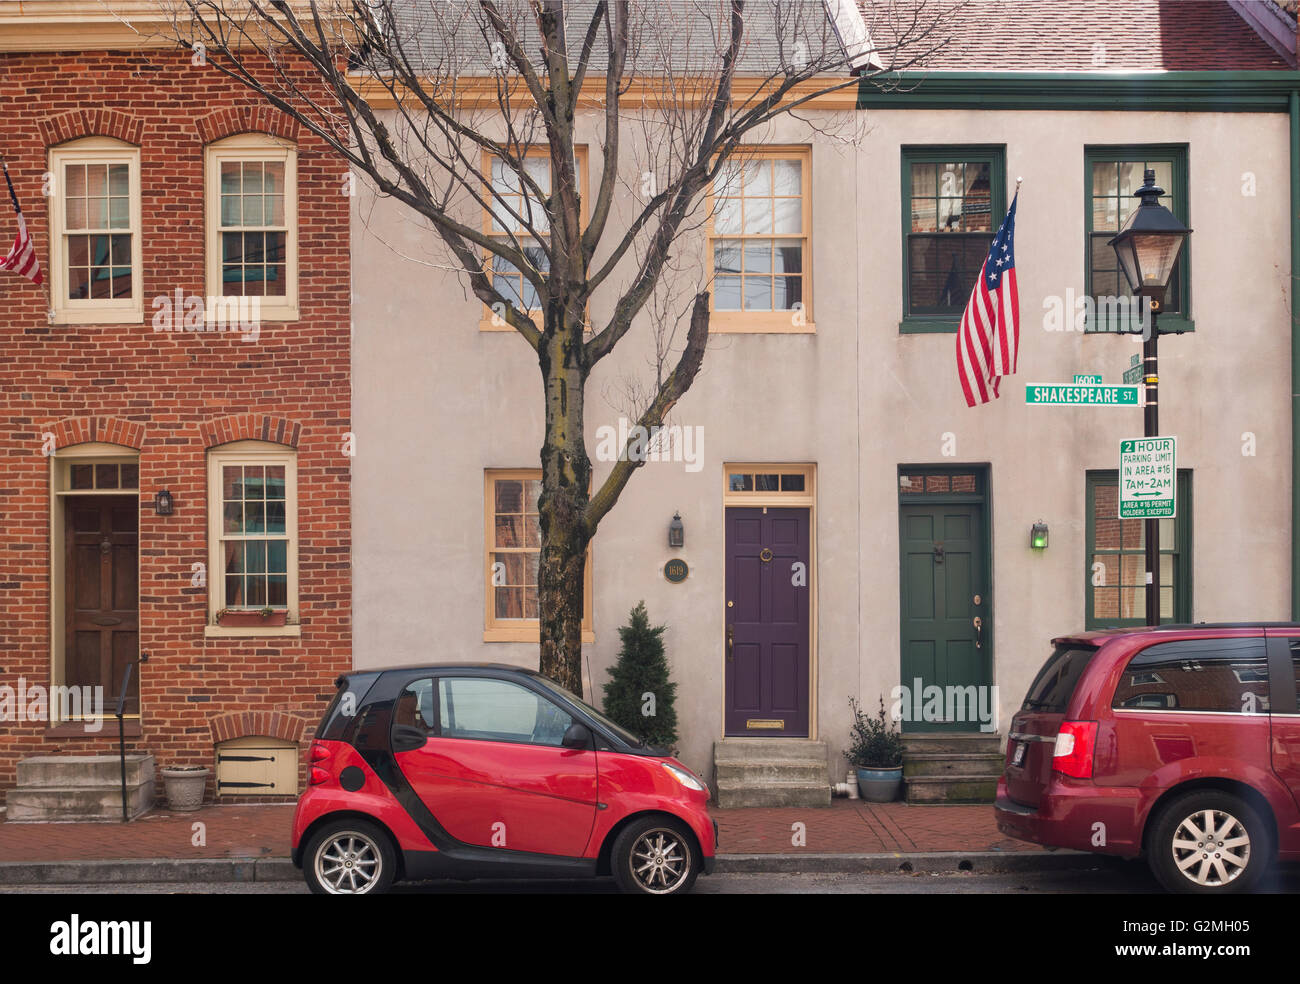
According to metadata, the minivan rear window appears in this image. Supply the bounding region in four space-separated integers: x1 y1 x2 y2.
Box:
1112 637 1269 713
1022 645 1098 713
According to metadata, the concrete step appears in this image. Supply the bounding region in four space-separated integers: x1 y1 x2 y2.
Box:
6 781 154 822
714 759 829 784
715 779 831 809
903 752 1006 778
903 774 1000 804
713 739 829 763
17 754 155 789
901 733 1002 756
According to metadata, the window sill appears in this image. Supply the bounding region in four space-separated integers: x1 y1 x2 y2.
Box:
708 317 815 334
484 626 595 644
51 307 144 326
46 720 141 738
205 623 302 639
899 317 959 334
1084 316 1195 335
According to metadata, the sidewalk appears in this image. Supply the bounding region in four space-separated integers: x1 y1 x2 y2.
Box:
0 798 1069 884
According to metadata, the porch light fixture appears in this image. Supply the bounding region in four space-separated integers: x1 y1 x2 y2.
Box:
668 512 684 549
154 489 174 516
1107 169 1191 301
1030 521 1048 550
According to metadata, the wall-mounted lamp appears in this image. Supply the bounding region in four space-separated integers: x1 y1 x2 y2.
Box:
154 489 174 516
1030 521 1048 550
668 512 684 549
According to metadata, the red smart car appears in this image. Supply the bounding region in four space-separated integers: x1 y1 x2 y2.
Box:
996 624 1300 893
292 664 716 894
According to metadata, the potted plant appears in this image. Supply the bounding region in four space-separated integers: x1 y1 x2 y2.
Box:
215 606 287 628
845 695 905 802
160 765 210 812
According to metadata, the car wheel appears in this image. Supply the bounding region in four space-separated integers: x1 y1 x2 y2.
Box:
610 816 700 896
304 818 397 895
1148 791 1269 894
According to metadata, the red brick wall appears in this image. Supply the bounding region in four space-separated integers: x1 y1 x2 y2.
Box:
0 48 351 803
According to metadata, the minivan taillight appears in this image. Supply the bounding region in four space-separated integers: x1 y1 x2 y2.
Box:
1052 721 1098 779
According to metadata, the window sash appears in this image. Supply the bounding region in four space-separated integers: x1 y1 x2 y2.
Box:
899 146 1006 329
49 145 142 319
1083 145 1190 331
208 448 298 620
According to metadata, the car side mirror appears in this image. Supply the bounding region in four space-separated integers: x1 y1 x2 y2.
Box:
561 722 593 750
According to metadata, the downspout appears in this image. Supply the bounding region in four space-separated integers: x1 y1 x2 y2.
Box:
1292 88 1300 619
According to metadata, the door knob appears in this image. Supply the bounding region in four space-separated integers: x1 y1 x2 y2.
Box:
726 624 734 661
973 615 983 649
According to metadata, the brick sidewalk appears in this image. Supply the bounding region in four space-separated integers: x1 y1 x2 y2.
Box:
0 798 1033 863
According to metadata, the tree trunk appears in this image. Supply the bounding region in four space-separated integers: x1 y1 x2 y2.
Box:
536 305 591 696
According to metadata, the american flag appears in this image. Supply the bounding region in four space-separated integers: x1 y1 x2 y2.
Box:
956 191 1019 406
1 157 43 285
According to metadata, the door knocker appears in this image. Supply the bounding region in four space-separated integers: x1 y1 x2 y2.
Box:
933 541 944 564
100 538 112 555
759 548 773 563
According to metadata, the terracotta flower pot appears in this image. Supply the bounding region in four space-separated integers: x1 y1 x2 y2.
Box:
161 766 210 811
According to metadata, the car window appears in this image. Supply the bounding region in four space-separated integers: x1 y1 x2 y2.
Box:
1022 645 1098 713
438 677 574 747
394 678 435 731
1112 638 1269 713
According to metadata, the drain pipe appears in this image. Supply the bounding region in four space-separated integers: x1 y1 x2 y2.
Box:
1292 87 1300 619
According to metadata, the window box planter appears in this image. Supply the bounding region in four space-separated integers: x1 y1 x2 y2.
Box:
216 608 288 628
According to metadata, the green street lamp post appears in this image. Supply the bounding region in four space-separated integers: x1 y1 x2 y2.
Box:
1108 168 1192 626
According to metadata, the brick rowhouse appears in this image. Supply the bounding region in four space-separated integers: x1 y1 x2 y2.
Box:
0 36 351 804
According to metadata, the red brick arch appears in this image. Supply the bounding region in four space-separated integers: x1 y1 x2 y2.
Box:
196 105 300 144
40 109 143 147
46 416 144 451
201 414 301 449
209 710 307 745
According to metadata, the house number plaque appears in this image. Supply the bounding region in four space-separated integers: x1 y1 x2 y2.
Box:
663 559 689 583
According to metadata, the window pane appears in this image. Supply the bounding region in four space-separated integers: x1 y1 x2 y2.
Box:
86 165 107 197
773 273 802 310
780 473 805 492
438 677 572 746
95 464 119 489
714 198 741 235
742 277 771 311
70 464 93 489
265 500 286 534
742 159 771 197
755 474 780 491
714 276 741 310
495 480 523 514
743 198 772 234
743 242 771 274
1112 639 1268 712
729 473 753 492
120 464 138 488
773 198 801 234
267 539 287 574
773 159 801 196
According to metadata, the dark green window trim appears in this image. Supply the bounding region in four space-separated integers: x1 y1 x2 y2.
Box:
859 72 1300 114
899 145 1006 334
1083 144 1194 335
1084 469 1192 629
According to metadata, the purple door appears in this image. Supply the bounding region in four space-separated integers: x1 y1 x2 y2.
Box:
725 507 810 737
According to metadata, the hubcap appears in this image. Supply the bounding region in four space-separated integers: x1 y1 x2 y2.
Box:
315 832 381 894
630 829 690 894
1171 809 1250 887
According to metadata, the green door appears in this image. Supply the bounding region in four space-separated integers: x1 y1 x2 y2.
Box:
899 503 989 733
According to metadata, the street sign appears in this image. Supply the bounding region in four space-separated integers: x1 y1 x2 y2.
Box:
1025 383 1140 406
1122 364 1143 384
1119 437 1176 518
1073 374 1102 385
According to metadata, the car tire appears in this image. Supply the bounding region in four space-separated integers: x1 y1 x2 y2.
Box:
610 816 700 896
1147 790 1270 894
303 818 397 896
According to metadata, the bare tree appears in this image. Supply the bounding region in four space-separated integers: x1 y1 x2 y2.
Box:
160 0 953 695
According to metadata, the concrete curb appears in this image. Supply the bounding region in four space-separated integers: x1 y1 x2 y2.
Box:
714 849 1104 875
0 850 1101 885
0 857 299 885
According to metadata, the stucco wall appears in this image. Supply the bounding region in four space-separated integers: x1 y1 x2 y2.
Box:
352 104 1292 783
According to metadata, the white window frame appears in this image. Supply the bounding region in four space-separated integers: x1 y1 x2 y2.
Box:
206 440 300 638
48 137 143 325
204 133 299 322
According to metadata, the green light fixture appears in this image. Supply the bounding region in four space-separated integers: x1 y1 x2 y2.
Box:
1030 521 1049 550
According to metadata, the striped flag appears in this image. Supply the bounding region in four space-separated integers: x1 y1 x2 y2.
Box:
956 191 1019 406
0 157 43 285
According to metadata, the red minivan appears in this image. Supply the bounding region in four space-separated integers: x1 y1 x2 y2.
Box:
996 624 1300 893
292 664 716 894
